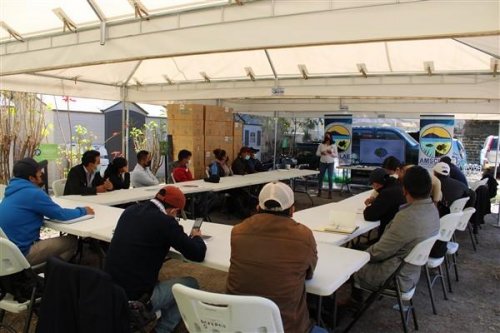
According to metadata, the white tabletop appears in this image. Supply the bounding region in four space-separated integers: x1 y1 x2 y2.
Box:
293 190 379 245
88 218 368 296
59 169 319 206
45 198 125 238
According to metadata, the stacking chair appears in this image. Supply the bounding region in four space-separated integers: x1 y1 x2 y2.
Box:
449 197 469 213
345 234 439 333
453 207 477 251
51 179 66 197
0 183 6 201
172 283 284 333
424 212 463 315
0 238 40 333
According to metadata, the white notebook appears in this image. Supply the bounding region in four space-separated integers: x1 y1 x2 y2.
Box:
316 210 359 234
45 215 94 224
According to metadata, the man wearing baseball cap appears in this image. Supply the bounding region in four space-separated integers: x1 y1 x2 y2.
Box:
430 162 471 258
0 158 94 265
227 181 320 333
363 168 405 237
105 185 206 333
232 147 254 175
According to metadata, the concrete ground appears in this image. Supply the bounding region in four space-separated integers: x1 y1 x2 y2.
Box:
3 187 500 333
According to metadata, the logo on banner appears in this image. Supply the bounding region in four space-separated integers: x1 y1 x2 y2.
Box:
420 125 452 158
327 124 351 153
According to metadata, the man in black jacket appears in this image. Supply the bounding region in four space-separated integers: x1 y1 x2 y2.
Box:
364 168 406 236
440 156 468 186
64 150 113 195
105 186 207 333
232 147 253 175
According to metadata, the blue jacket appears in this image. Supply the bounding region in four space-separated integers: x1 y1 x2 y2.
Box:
0 178 86 255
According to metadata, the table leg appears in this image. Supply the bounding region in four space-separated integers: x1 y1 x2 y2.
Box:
317 295 323 326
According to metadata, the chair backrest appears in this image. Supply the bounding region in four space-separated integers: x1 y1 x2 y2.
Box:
456 207 476 231
205 167 210 178
172 283 284 333
170 173 177 184
449 197 469 213
0 227 8 239
438 212 463 242
470 178 488 191
404 234 439 266
52 179 66 197
0 238 30 277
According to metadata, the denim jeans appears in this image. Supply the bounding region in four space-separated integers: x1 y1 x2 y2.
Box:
311 325 329 333
150 276 199 333
318 162 334 192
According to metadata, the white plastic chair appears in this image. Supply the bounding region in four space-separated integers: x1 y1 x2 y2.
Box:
52 179 66 197
425 212 463 315
469 178 488 191
347 234 439 333
172 283 284 333
0 238 39 333
449 197 469 213
454 207 477 251
0 227 7 239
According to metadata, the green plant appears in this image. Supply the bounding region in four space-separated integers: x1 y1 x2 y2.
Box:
57 124 96 177
130 120 166 175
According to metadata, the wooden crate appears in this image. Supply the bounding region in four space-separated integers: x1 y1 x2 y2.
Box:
205 105 233 122
204 120 233 137
168 119 204 136
167 104 204 121
233 122 244 161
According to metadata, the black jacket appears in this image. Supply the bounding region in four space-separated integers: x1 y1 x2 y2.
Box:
64 164 105 195
105 201 207 300
36 257 130 333
363 177 406 234
105 171 130 190
436 175 469 217
232 157 252 175
449 164 468 186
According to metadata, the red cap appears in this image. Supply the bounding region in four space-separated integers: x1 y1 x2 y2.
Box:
157 186 186 210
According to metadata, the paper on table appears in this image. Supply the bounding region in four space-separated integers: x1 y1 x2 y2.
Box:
45 215 94 224
315 210 358 234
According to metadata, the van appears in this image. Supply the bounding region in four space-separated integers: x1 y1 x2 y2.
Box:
480 135 499 169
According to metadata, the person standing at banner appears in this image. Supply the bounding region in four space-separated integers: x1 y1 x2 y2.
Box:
316 133 338 199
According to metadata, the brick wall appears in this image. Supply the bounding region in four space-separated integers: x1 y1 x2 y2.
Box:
460 120 499 164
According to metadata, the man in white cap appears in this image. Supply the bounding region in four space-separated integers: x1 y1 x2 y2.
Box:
433 162 469 217
227 181 320 333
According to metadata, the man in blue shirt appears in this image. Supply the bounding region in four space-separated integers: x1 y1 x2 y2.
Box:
0 158 94 265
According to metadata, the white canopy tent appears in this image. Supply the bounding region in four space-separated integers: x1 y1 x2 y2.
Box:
0 0 499 119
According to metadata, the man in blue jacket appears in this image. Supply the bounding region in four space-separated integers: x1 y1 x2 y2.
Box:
0 158 94 265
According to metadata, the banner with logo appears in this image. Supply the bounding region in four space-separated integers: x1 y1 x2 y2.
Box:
325 114 352 165
418 115 455 169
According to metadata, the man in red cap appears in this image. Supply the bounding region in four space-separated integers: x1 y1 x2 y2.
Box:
105 185 206 333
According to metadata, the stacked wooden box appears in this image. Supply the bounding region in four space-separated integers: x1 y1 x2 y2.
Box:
204 106 234 168
167 104 205 179
168 104 241 180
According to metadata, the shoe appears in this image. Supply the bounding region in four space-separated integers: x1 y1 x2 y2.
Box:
328 192 332 199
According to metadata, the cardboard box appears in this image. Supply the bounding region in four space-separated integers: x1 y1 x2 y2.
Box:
204 120 233 137
168 119 204 136
233 122 244 161
233 121 244 137
205 105 233 122
167 104 204 121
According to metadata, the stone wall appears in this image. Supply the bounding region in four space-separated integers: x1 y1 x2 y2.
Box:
459 120 499 164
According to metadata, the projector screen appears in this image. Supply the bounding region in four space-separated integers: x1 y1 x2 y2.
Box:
360 139 405 165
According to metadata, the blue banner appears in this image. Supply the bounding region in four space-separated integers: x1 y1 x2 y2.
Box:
325 114 352 165
418 115 455 169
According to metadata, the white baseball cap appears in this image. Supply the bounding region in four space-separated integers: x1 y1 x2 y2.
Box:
259 181 295 211
433 162 450 176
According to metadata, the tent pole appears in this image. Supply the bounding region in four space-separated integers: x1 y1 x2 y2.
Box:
490 121 500 226
121 86 126 157
273 112 278 170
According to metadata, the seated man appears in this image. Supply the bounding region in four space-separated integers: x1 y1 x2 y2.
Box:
382 156 402 178
64 150 113 195
131 150 160 188
433 162 469 216
172 149 193 182
354 166 440 295
440 156 468 186
363 168 406 235
227 182 320 333
105 186 206 333
247 147 264 173
0 158 94 265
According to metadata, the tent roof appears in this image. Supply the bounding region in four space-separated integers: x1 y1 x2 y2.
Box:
1 0 499 119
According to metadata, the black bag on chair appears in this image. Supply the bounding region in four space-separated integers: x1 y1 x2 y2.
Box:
0 268 44 303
